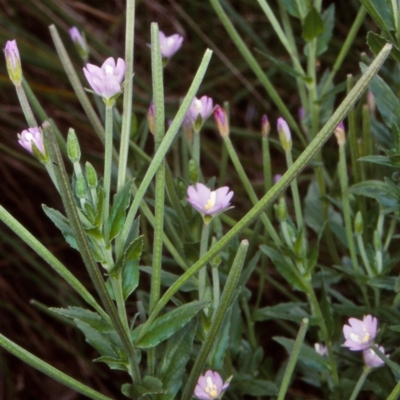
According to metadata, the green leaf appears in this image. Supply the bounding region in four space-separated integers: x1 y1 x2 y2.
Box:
108 181 132 243
122 260 139 300
50 307 112 332
316 4 334 56
123 236 143 264
359 155 400 167
360 62 400 130
122 376 164 399
155 320 196 400
368 276 396 290
93 356 128 371
360 0 395 33
132 300 207 348
367 32 400 64
273 336 330 371
234 377 278 396
259 245 307 291
280 0 305 19
349 180 400 208
302 7 324 42
254 302 309 323
42 205 78 250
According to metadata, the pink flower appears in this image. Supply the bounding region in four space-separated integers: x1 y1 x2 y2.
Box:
159 31 183 59
4 40 22 85
194 370 230 400
314 343 328 357
343 315 377 351
187 183 233 217
83 57 126 101
18 127 45 155
185 96 213 132
363 346 386 368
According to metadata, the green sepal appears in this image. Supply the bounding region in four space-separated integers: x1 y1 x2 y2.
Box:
67 128 81 163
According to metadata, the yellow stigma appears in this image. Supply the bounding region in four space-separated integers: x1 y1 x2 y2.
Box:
204 191 217 211
204 376 219 399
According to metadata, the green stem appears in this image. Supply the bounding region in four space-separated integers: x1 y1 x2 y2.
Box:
0 334 112 400
285 150 303 229
349 367 370 400
387 381 400 400
180 240 248 400
103 104 114 242
117 49 213 260
199 223 211 301
117 0 136 191
356 233 374 277
136 43 392 341
338 141 359 271
15 84 37 128
42 122 141 384
212 265 220 312
110 271 130 333
192 131 201 168
277 318 309 400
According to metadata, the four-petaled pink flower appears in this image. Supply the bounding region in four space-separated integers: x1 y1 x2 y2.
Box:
363 346 386 368
194 370 229 400
343 315 377 351
185 96 213 132
187 183 233 217
83 57 126 102
18 127 45 155
4 40 22 85
159 31 183 59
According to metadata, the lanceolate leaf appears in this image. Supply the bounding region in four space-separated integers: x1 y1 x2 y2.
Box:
132 301 207 348
360 0 395 34
302 7 324 42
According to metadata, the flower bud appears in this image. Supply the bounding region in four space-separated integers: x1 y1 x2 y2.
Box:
18 127 46 158
276 196 287 222
85 162 98 189
4 40 22 86
354 211 363 236
213 105 229 138
69 27 89 61
261 114 270 138
76 174 87 199
277 117 292 152
67 128 81 163
188 159 198 183
334 122 345 146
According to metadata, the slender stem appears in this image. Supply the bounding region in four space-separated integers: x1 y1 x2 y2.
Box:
15 84 37 128
0 334 112 400
384 214 398 251
356 234 374 277
338 141 359 271
117 49 213 260
136 43 393 340
110 271 130 333
192 131 201 168
199 223 211 301
285 150 303 229
277 318 309 400
117 0 135 191
103 104 114 242
349 367 370 400
212 265 220 312
387 381 400 400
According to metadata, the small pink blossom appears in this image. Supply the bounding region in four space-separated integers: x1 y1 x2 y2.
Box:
363 346 386 368
159 31 183 59
314 343 328 357
185 96 213 132
83 57 126 101
343 315 377 351
18 127 45 155
194 370 230 400
187 183 233 217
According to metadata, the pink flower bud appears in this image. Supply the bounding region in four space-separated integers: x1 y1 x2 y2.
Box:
159 31 183 59
18 127 45 155
261 114 270 137
214 105 229 138
4 40 22 85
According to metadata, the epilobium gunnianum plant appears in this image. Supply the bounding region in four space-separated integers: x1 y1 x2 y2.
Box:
3 1 400 399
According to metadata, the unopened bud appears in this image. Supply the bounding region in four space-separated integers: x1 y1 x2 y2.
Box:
274 174 282 184
67 128 81 162
214 105 229 138
334 122 345 145
85 162 98 189
367 91 376 115
276 196 287 222
4 40 22 86
69 27 89 61
354 211 363 235
188 159 198 182
261 114 270 137
277 117 292 152
76 175 87 199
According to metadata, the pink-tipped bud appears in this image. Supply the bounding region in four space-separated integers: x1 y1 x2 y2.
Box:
69 27 89 61
4 40 22 86
334 122 345 145
277 117 292 152
261 114 270 137
367 91 376 115
214 105 229 138
148 102 155 135
273 174 282 184
18 127 46 160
